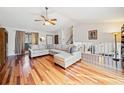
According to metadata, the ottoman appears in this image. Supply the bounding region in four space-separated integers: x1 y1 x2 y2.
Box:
54 52 80 68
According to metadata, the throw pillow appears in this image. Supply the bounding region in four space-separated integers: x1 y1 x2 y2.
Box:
67 46 71 53
70 46 78 53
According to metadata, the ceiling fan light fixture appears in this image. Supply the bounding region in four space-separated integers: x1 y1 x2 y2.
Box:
35 7 57 25
44 21 51 25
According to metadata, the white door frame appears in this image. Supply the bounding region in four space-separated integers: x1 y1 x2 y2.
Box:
46 35 54 45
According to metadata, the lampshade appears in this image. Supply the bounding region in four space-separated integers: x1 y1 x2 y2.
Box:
122 31 124 35
112 32 120 35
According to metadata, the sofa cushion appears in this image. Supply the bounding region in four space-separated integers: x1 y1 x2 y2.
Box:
39 44 46 50
32 49 40 54
56 44 62 50
50 49 62 53
54 52 73 61
61 45 69 51
47 44 54 49
31 49 49 55
32 45 39 50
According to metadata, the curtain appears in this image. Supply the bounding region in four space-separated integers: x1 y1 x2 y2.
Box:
15 31 25 55
31 32 39 45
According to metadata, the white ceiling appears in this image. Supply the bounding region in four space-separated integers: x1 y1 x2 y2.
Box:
0 7 124 31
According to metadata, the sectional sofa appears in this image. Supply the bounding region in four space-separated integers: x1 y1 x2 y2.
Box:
29 44 81 68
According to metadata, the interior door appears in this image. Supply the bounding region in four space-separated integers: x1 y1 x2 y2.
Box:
46 35 53 45
54 35 59 44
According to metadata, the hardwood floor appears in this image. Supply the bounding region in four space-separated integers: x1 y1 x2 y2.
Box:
1 55 124 85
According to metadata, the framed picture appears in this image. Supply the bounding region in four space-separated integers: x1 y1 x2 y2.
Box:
88 30 97 40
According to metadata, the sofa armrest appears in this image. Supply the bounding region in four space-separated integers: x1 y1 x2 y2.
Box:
28 48 32 53
72 51 81 58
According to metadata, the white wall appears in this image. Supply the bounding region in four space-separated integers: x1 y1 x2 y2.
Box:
56 26 73 44
73 22 123 58
73 22 123 43
6 27 56 56
56 22 123 44
7 27 16 56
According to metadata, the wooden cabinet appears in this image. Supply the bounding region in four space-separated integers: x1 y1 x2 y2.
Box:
121 24 124 69
0 28 8 70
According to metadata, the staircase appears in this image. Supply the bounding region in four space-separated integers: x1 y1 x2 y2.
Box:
66 26 73 44
66 34 73 44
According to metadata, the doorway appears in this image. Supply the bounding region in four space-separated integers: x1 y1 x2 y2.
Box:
46 35 53 45
46 35 54 49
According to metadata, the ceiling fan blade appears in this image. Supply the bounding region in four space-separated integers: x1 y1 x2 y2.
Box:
48 20 56 25
50 19 57 21
41 15 45 18
41 15 48 21
34 19 43 21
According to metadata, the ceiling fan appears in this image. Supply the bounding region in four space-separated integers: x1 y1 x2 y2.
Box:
35 7 57 25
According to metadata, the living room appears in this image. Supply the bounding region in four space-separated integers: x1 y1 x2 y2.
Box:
0 7 124 85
